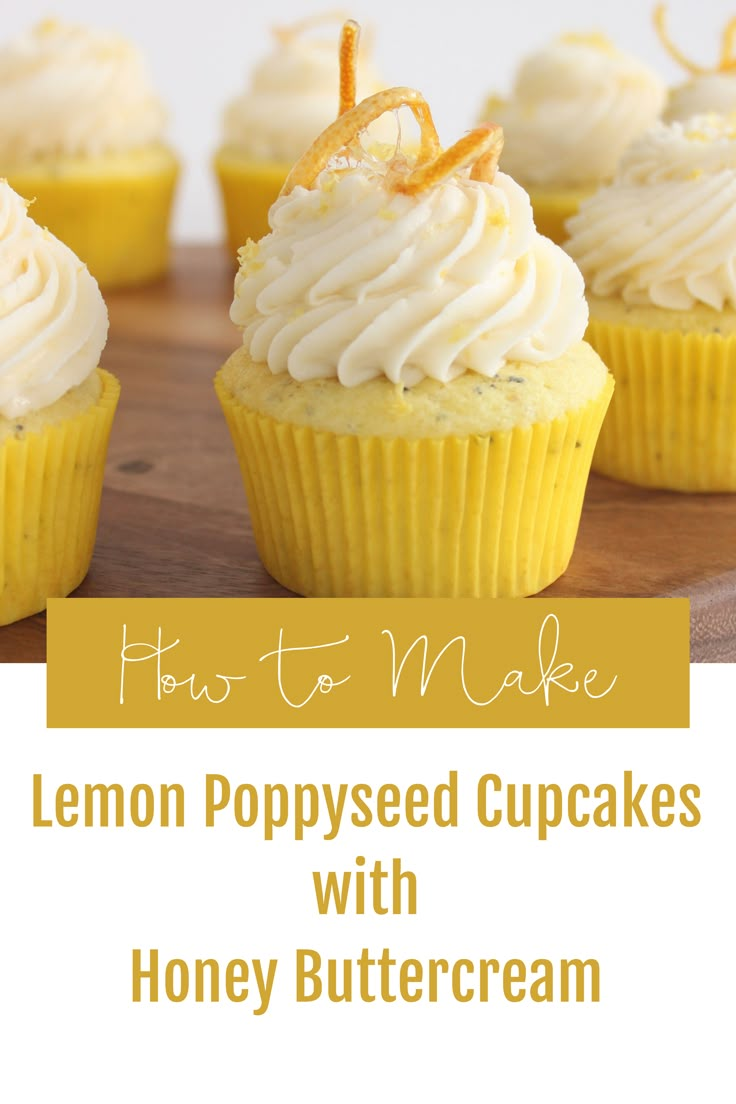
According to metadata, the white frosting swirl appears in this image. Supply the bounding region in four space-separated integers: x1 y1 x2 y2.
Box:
222 31 391 163
566 115 736 310
665 73 736 122
0 20 167 161
230 167 588 387
0 181 108 418
486 35 666 187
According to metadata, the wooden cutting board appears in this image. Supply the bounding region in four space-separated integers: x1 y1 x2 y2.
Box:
1 245 735 663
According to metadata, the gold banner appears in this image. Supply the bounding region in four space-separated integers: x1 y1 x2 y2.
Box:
46 598 689 728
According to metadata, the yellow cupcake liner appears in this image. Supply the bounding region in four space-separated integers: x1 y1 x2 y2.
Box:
0 370 120 626
527 185 595 246
7 163 178 289
214 152 289 259
215 371 613 598
587 316 736 492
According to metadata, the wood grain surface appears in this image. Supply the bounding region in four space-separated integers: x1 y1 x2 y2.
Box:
1 245 735 663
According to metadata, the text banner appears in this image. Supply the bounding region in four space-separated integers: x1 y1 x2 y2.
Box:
46 598 690 728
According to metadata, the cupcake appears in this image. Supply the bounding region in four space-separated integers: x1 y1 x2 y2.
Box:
215 21 613 599
0 181 118 625
656 4 736 121
480 34 666 244
214 13 391 256
566 114 736 492
0 20 178 289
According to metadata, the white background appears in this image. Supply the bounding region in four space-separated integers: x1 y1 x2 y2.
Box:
0 664 733 1101
4 0 735 240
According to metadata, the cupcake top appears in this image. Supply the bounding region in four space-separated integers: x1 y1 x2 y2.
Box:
0 19 167 162
0 181 108 418
222 14 390 163
666 73 736 122
565 114 736 311
482 34 666 188
231 22 588 388
656 5 736 122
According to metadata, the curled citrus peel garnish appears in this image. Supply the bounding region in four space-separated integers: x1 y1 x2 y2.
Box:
390 124 504 195
281 87 442 194
654 4 736 75
281 19 504 198
339 19 360 115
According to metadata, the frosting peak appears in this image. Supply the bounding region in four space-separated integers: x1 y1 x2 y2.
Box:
0 20 167 161
0 181 108 417
484 36 666 187
665 73 736 122
566 115 736 310
231 165 588 387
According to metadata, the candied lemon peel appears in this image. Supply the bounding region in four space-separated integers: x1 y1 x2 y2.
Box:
654 4 736 75
281 19 504 198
